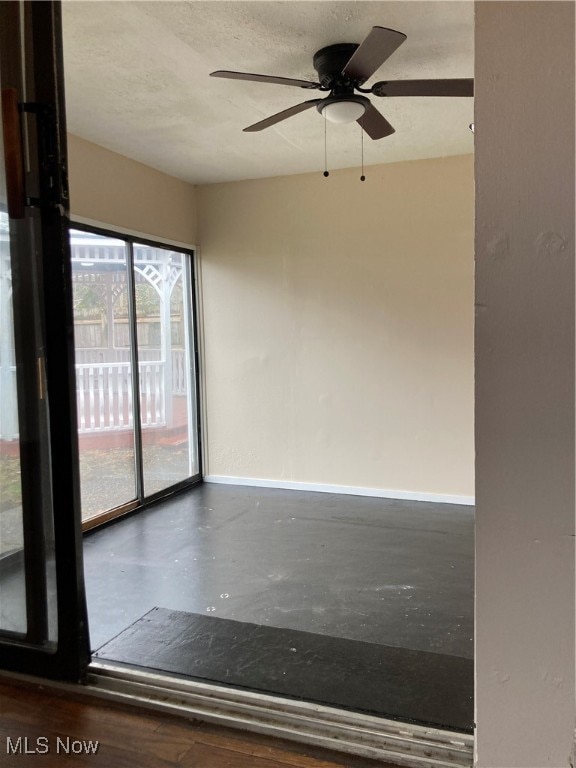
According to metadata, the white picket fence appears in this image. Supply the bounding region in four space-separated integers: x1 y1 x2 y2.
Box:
74 348 186 390
76 361 168 433
76 350 187 434
0 354 187 438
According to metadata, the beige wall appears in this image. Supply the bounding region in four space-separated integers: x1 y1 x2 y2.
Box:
67 134 197 244
475 3 575 766
197 154 474 498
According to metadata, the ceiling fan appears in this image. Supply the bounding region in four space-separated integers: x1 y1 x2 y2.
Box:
211 26 473 140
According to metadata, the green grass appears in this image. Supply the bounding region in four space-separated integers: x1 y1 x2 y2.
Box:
0 454 22 512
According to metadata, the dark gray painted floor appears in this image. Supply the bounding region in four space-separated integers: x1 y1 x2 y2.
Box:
94 607 473 732
84 483 474 658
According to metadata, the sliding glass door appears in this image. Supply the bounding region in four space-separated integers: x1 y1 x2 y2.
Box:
0 139 29 638
70 228 200 527
0 0 89 680
70 231 138 522
134 244 200 495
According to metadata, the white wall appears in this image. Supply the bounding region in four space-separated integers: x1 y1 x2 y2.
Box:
67 134 197 244
197 154 474 499
475 3 575 765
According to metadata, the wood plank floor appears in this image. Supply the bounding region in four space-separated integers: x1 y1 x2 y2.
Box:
0 679 400 767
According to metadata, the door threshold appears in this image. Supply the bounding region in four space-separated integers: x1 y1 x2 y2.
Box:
86 661 473 768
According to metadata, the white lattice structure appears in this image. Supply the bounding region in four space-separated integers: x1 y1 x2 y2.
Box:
0 230 190 440
70 232 188 435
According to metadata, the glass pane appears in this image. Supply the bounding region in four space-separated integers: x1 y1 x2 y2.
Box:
134 245 198 496
70 230 137 521
0 204 26 635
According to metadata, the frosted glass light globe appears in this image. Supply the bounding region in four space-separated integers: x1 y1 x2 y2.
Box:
322 100 366 124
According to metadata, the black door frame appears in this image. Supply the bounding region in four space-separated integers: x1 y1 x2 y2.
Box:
0 0 90 681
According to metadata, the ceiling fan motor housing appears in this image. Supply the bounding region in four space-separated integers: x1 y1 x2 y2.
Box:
313 43 359 89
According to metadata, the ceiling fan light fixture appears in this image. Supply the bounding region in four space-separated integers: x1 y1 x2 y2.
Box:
214 27 474 140
321 99 366 124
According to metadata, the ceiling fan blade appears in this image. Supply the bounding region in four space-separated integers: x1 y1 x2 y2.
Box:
342 27 406 83
372 79 474 97
243 100 323 132
357 102 395 140
210 70 319 89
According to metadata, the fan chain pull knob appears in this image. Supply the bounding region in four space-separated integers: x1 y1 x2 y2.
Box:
323 171 329 177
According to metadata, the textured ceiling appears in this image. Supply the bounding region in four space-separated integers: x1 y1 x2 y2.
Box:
62 1 474 184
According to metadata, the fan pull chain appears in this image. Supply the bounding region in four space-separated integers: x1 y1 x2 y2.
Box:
360 127 366 182
323 113 329 177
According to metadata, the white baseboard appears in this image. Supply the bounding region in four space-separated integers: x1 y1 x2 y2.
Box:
204 475 475 506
